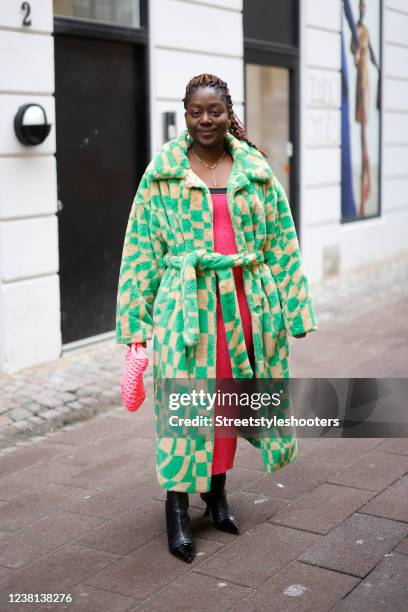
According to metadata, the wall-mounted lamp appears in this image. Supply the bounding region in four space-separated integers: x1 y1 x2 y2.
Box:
14 103 51 146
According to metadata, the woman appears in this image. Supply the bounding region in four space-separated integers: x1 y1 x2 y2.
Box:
116 74 317 563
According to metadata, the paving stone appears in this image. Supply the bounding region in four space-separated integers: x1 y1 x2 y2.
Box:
194 522 320 588
358 474 408 522
269 483 376 534
0 461 84 501
0 511 106 569
325 450 408 492
299 438 384 467
243 457 342 501
231 560 359 612
40 408 64 422
299 512 408 577
0 416 12 428
59 584 136 612
296 438 325 455
0 565 14 577
27 416 44 427
52 432 153 468
85 535 222 601
47 416 130 446
80 397 100 407
57 392 77 403
134 569 252 611
55 450 154 491
394 536 408 555
67 401 83 411
36 395 62 409
331 553 408 612
73 499 172 554
375 438 408 456
192 490 288 544
0 442 67 479
0 483 90 532
8 407 32 422
11 420 31 433
0 544 120 611
66 468 161 519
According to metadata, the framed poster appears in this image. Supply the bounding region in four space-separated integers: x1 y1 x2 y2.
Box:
341 0 382 221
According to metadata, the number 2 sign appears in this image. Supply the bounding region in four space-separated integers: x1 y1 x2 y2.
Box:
21 1 32 27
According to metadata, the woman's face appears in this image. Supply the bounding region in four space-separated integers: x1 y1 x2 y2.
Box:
185 86 230 148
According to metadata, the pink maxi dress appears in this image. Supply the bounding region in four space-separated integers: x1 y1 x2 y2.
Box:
210 188 255 475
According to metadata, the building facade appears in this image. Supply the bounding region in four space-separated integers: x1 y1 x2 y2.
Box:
0 0 407 372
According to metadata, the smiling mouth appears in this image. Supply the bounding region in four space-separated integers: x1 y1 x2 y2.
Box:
199 130 216 135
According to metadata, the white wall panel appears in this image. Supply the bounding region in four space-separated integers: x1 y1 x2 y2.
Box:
0 30 54 93
386 0 408 14
154 48 244 102
306 0 340 31
306 109 340 147
0 156 57 219
383 145 408 177
0 94 55 155
301 224 341 282
152 0 242 56
340 211 408 270
304 185 341 227
306 69 341 109
306 28 341 70
383 78 408 111
0 275 61 373
384 112 408 144
385 7 408 46
384 44 408 79
0 0 53 32
305 148 341 186
0 217 58 282
383 177 408 212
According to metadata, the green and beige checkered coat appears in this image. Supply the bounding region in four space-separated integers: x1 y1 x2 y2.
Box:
116 129 317 492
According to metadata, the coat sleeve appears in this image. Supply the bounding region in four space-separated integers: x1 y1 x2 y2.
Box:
262 175 318 336
116 172 167 344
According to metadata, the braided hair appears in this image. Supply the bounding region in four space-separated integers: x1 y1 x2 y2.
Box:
183 73 266 156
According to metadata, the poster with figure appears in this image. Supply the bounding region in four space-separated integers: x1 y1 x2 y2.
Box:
341 0 381 220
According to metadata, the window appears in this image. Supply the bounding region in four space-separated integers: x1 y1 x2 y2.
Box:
54 0 140 28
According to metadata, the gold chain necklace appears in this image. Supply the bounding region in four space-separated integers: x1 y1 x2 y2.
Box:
191 148 226 187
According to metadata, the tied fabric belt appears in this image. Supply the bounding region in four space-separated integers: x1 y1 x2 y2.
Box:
164 249 273 378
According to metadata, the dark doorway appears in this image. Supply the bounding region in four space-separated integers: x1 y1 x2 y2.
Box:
54 32 148 344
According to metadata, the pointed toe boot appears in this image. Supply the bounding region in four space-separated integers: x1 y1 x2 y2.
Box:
165 491 196 562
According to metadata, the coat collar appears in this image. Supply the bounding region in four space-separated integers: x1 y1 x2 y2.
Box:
146 129 273 190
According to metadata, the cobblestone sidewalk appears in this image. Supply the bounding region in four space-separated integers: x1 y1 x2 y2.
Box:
0 252 407 450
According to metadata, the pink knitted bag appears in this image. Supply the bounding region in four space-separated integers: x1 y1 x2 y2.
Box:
121 343 149 412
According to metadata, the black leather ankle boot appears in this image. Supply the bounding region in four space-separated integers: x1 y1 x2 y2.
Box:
165 491 196 563
200 473 239 535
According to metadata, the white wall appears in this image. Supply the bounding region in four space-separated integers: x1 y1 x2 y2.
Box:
0 1 61 373
149 0 244 153
301 0 408 282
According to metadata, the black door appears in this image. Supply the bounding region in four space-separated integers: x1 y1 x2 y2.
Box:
54 34 147 344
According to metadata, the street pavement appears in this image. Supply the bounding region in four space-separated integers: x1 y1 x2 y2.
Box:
0 253 407 610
